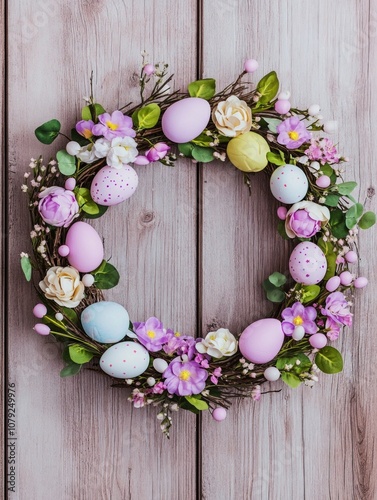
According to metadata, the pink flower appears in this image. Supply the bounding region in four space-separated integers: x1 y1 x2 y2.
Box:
210 367 222 385
131 389 145 408
76 120 94 139
38 186 79 227
285 201 330 239
145 143 170 162
277 116 311 149
305 138 340 165
325 317 341 340
92 110 136 140
321 292 353 326
152 382 166 394
251 385 261 401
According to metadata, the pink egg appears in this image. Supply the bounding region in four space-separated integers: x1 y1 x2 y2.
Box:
244 59 259 73
339 271 353 286
289 242 327 285
65 177 76 190
354 277 368 289
345 251 358 263
212 407 227 421
309 333 327 349
277 206 287 220
33 303 47 318
316 175 331 188
65 221 104 273
326 276 340 292
91 165 138 206
274 100 291 114
161 98 211 143
58 245 70 257
239 318 284 364
34 323 50 336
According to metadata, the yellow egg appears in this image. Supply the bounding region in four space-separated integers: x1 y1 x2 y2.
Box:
226 131 270 172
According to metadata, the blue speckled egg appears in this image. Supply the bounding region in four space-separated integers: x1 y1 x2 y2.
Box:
81 301 129 344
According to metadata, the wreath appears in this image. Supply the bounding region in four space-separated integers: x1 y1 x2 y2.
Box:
21 55 375 437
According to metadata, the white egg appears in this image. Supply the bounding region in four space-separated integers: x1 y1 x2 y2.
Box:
270 165 308 204
153 358 168 373
100 342 150 379
264 367 281 382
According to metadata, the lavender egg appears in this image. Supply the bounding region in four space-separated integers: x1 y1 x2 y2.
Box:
239 318 284 364
91 165 138 206
289 242 327 285
66 221 104 273
161 97 211 143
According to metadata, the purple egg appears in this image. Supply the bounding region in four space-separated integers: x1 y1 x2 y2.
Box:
91 165 138 206
354 277 368 289
239 318 284 364
289 242 327 285
65 177 76 190
316 175 331 188
326 276 340 292
339 271 353 286
34 323 50 336
33 303 47 318
309 333 327 349
161 98 211 144
66 221 104 273
345 251 358 263
212 408 227 421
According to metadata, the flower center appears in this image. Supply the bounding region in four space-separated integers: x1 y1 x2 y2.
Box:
147 330 156 339
82 128 93 139
179 369 191 381
106 120 119 131
174 332 181 337
288 131 299 140
293 315 303 326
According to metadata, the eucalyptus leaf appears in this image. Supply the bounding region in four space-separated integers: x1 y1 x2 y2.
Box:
280 372 302 388
267 151 285 166
358 211 376 229
60 362 81 378
187 78 216 100
264 118 282 133
93 261 120 289
68 344 94 364
346 203 363 220
178 142 195 158
184 395 209 411
337 181 357 195
324 194 340 207
132 103 161 130
268 272 287 287
35 119 61 144
266 288 285 303
20 255 32 281
315 346 343 374
56 150 77 175
255 71 279 104
192 146 215 163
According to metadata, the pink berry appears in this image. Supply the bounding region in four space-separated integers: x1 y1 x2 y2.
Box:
33 303 47 318
34 323 51 336
65 177 76 190
275 100 291 114
339 271 353 286
212 407 227 421
58 245 70 257
354 277 368 289
326 276 340 292
244 59 258 73
316 175 331 188
277 206 288 220
143 64 155 76
309 333 327 349
345 251 358 264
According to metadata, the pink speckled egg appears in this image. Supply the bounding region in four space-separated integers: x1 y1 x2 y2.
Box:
65 221 104 273
161 97 211 143
270 165 308 204
91 165 138 206
100 341 150 379
289 242 327 285
239 318 284 364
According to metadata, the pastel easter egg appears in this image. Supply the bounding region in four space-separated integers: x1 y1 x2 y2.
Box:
153 358 168 373
81 301 129 344
270 165 308 204
239 318 284 364
227 132 270 172
289 242 327 285
212 407 227 421
65 221 104 273
100 341 150 379
326 276 340 292
309 333 328 349
264 366 281 381
91 165 138 206
354 277 368 289
161 97 211 143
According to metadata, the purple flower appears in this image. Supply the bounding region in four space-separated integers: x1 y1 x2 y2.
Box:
210 367 222 385
38 186 79 227
133 317 169 352
281 302 318 335
305 138 340 165
145 143 170 162
92 110 136 141
321 292 353 326
277 116 311 149
76 120 95 139
152 382 166 394
163 357 208 396
325 317 341 341
163 332 196 359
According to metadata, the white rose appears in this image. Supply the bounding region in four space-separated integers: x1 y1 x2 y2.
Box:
196 328 238 358
285 200 330 238
94 138 111 159
76 144 97 164
39 266 85 308
212 95 252 137
106 137 138 169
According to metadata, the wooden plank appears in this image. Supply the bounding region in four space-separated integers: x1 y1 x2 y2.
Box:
7 1 198 498
200 1 377 499
1 0 5 496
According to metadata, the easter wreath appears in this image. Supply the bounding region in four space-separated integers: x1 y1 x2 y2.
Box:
21 55 375 437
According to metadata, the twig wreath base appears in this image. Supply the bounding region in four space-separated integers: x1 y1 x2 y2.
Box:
21 55 375 436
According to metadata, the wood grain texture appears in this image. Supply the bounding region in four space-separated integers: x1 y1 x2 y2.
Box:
1 0 5 494
7 1 198 499
200 1 377 499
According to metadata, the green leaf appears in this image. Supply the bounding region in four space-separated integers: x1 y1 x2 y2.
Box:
184 395 209 411
255 71 279 104
329 209 349 239
345 217 357 230
280 372 302 388
301 285 321 304
320 163 335 177
268 271 287 287
277 219 290 240
266 288 285 303
187 78 216 100
358 211 376 229
192 146 215 163
178 142 195 158
35 119 61 144
70 128 90 146
68 344 94 364
82 103 106 122
191 132 213 147
337 181 357 195
82 204 108 220
93 260 120 289
75 187 99 215
267 152 285 166
276 354 312 373
324 252 337 280
346 203 363 220
315 346 343 374
61 307 80 326
56 150 77 175
20 255 32 281
263 118 282 134
132 103 161 130
60 362 81 378
324 194 341 207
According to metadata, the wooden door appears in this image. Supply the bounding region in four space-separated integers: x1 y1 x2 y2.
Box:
4 1 377 499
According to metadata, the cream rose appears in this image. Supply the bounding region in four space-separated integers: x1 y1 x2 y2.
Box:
212 95 252 137
39 266 85 308
196 328 238 358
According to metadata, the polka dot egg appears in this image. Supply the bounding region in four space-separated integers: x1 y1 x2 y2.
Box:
270 164 308 204
90 165 138 206
100 341 150 379
289 241 327 285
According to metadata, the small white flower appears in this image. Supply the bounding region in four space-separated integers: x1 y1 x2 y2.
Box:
20 252 28 258
76 144 97 164
106 137 138 168
93 138 111 159
196 328 238 358
21 184 28 192
24 172 30 178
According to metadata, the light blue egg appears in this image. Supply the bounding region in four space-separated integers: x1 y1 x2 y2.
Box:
81 301 129 344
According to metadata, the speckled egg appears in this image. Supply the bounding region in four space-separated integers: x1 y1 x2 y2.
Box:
289 242 327 285
270 165 308 204
90 165 138 206
161 97 211 143
65 221 104 273
239 318 284 364
81 301 129 344
100 341 150 379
